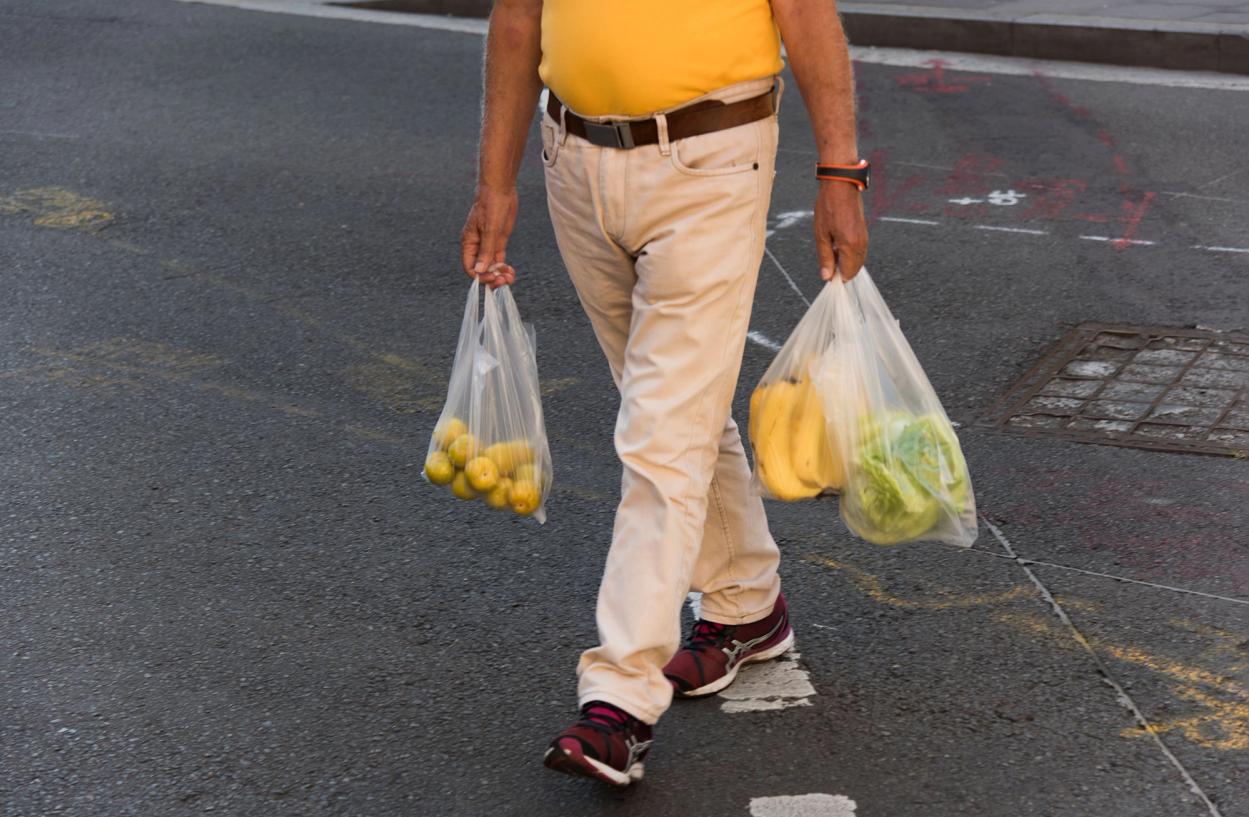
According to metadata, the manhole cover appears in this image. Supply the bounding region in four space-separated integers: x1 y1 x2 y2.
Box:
982 323 1249 457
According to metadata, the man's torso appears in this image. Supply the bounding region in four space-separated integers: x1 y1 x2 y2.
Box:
539 0 784 118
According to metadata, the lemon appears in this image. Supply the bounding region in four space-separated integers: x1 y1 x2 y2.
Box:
424 451 455 485
450 470 478 501
433 417 468 450
483 440 535 475
508 479 541 516
513 463 540 485
447 433 478 468
484 477 513 510
465 456 500 492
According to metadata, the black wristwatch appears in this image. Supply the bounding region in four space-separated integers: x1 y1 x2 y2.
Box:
815 159 871 190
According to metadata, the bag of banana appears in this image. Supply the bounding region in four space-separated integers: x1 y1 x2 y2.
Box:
749 269 978 548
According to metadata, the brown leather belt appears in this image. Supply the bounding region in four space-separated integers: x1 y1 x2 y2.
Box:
546 86 776 150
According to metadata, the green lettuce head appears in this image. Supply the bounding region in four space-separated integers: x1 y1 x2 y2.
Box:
845 411 969 545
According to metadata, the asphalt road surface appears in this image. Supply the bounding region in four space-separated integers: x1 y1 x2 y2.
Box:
2 2 1247 816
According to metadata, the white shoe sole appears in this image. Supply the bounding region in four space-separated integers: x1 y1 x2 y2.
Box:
676 630 796 698
543 745 644 787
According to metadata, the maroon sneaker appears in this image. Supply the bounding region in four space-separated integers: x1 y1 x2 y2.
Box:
663 592 795 697
543 701 653 786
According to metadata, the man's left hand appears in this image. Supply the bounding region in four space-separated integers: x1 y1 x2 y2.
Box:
814 181 868 282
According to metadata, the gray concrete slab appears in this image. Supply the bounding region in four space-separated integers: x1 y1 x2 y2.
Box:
1029 566 1249 816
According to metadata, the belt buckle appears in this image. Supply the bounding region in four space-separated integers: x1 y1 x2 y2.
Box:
583 120 636 149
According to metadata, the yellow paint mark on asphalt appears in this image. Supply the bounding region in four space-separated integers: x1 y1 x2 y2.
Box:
806 554 1249 753
1146 686 1249 751
278 404 321 418
19 338 323 420
1099 641 1249 700
553 483 608 503
2 364 153 394
343 425 407 445
806 556 1031 610
164 262 450 409
107 238 149 255
415 395 445 411
341 361 435 415
995 610 1249 752
541 376 579 397
0 186 113 232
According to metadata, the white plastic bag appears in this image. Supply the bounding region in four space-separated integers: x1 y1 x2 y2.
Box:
424 279 554 523
750 268 977 547
749 282 844 502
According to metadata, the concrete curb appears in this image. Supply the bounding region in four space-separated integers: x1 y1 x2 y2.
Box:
839 3 1249 75
333 0 1249 76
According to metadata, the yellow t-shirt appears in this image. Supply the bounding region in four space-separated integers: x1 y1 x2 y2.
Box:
539 0 784 117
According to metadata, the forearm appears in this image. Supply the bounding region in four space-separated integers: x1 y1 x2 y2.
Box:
478 0 544 191
771 0 859 164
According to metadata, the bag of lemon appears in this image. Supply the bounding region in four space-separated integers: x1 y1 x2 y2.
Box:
424 278 554 523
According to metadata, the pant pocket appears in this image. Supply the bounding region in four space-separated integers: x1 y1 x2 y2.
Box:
668 119 763 178
541 113 562 168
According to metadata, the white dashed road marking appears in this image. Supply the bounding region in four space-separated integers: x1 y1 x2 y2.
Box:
974 224 1048 235
719 651 816 713
1079 234 1156 245
685 595 817 713
750 793 858 817
1194 245 1249 254
879 216 938 226
748 331 784 352
170 0 488 32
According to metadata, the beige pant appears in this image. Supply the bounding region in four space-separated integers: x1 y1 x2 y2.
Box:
541 76 784 724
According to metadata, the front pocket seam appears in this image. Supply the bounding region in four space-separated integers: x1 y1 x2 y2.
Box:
668 120 762 178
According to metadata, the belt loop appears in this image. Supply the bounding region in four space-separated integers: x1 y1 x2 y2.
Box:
771 75 785 115
655 112 671 156
557 103 568 146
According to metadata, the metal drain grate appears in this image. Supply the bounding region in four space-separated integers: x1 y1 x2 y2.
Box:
981 323 1249 457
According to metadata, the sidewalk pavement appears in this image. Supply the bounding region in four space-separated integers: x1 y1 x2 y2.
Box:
336 0 1249 74
839 0 1249 75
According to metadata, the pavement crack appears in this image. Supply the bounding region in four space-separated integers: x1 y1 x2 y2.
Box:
982 516 1225 817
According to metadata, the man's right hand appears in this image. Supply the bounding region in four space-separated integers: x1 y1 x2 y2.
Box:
461 185 518 288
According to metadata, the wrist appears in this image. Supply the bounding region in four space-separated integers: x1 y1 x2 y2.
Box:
815 158 870 190
474 180 517 198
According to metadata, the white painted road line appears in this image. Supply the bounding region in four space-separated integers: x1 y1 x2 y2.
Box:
975 224 1048 235
172 2 1249 92
851 45 1249 92
170 0 488 32
764 246 814 308
719 651 816 713
750 793 858 817
748 331 784 352
1078 235 1157 245
879 216 938 225
1195 245 1249 254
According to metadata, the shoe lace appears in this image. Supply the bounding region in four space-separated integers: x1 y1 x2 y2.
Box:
687 619 730 650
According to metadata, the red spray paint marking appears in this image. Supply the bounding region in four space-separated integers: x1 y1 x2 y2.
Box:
937 154 1003 195
1113 191 1156 250
865 148 924 224
1032 70 1157 248
852 61 873 140
937 154 1002 218
896 59 991 94
981 466 1249 592
1018 178 1088 221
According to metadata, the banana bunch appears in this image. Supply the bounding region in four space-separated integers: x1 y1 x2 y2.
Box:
750 376 843 501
